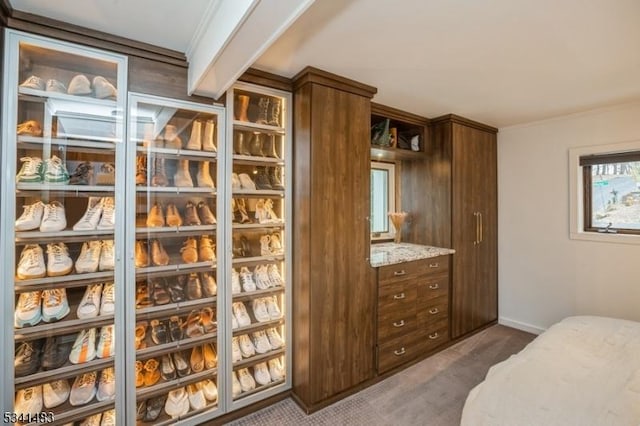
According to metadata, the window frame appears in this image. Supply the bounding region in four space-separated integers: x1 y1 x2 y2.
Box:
569 140 640 244
370 161 396 240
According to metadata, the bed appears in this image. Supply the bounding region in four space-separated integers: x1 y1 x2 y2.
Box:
461 316 640 426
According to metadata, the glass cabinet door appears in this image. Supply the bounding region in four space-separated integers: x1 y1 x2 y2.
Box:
127 94 225 424
1 31 127 424
226 83 292 409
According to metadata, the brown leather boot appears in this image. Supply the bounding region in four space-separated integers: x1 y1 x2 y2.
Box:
199 235 216 262
200 272 217 297
181 238 198 263
256 97 269 125
197 202 216 225
268 98 281 127
186 273 202 300
135 241 149 268
151 239 170 266
184 201 201 226
136 156 147 185
262 134 280 159
151 158 168 187
249 133 264 156
235 95 250 122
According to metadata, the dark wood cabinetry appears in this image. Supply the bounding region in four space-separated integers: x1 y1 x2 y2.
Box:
429 115 498 339
375 256 451 373
292 67 378 411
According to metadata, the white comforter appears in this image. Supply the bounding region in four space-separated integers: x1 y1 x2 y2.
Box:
461 316 640 426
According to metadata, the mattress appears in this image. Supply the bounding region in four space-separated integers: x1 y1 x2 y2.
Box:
461 316 640 426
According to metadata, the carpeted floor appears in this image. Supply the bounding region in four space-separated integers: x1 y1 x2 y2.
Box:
226 325 535 425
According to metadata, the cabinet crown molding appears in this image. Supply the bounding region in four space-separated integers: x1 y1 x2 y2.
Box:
293 66 377 98
239 67 293 92
430 114 498 134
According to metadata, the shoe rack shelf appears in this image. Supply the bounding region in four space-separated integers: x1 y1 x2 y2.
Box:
18 135 117 152
136 225 216 236
19 86 118 108
232 155 284 166
16 183 116 193
22 401 116 426
15 314 114 342
232 223 284 230
15 229 114 243
15 356 114 388
135 333 217 360
136 186 217 195
231 254 285 265
136 368 219 401
232 121 285 135
232 287 284 302
136 298 217 321
136 260 215 275
136 145 219 162
14 270 114 290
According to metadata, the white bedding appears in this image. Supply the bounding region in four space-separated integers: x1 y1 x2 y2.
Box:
461 316 640 426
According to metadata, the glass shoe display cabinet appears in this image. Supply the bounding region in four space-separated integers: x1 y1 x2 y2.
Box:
126 93 225 424
225 82 292 411
1 30 127 424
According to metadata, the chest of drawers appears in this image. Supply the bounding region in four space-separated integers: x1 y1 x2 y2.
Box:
376 255 451 373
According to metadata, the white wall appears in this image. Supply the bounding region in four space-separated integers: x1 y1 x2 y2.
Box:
498 101 640 334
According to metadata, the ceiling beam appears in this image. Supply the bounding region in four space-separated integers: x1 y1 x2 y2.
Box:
186 0 315 100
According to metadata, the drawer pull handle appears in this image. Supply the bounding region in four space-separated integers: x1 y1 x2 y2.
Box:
428 332 439 340
428 283 439 290
429 308 439 315
394 270 407 276
393 293 406 300
429 263 439 268
393 320 405 328
394 347 406 356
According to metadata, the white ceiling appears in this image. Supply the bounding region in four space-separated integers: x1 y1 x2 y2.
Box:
9 0 640 128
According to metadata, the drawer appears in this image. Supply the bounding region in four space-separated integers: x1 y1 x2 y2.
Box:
417 295 449 327
378 256 450 283
377 334 422 373
378 312 417 342
415 320 449 353
378 283 417 311
417 274 449 301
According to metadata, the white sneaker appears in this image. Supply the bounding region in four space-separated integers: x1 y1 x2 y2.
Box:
69 328 97 364
200 379 218 402
231 268 241 294
231 337 242 363
237 368 256 392
73 197 103 231
14 291 42 327
238 334 256 358
238 173 256 190
75 240 101 273
78 284 102 319
268 358 285 381
47 242 73 276
254 362 272 385
15 201 44 231
43 155 70 183
187 383 206 410
16 157 43 183
17 244 46 279
40 201 67 232
267 264 284 287
252 298 270 323
266 328 284 349
43 379 70 408
99 240 115 271
254 264 271 289
231 371 241 397
266 296 282 320
14 386 43 415
96 367 115 401
96 325 114 358
69 371 97 406
96 197 115 230
165 387 189 418
252 330 271 354
232 302 252 327
41 288 70 322
100 283 115 316
100 409 116 426
239 267 256 292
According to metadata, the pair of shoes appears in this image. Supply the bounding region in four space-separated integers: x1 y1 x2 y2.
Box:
135 239 169 267
69 325 114 364
235 172 256 190
14 287 70 326
42 378 70 408
254 361 273 385
14 339 43 377
183 120 217 152
254 96 282 127
69 371 97 406
75 240 115 273
254 264 284 289
14 386 43 416
41 334 75 370
69 161 94 185
180 235 216 263
77 283 115 318
16 243 73 279
73 197 115 230
148 316 185 344
232 198 252 223
255 198 281 224
96 367 116 401
16 119 43 136
252 296 282 322
146 202 190 227
232 302 252 327
17 200 67 232
181 200 216 226
237 367 256 392
135 358 160 387
66 74 117 99
142 395 166 422
164 387 189 418
16 155 69 183
259 232 284 256
184 307 217 338
95 163 116 185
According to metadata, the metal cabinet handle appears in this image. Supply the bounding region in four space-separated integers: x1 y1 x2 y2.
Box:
393 293 406 300
428 332 439 340
393 320 405 328
428 283 439 290
394 347 406 356
479 212 483 243
428 308 439 315
429 263 439 268
473 212 479 245
394 270 406 276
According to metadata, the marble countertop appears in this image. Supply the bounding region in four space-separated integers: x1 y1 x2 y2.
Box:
370 242 455 267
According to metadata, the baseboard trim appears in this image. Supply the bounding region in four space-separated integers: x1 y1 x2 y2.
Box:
499 316 546 335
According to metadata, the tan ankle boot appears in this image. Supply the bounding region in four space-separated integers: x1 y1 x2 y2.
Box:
135 241 149 268
166 203 183 227
202 120 216 152
235 95 250 122
197 161 215 188
199 235 216 262
163 125 182 149
151 158 168 187
136 156 147 185
174 159 194 187
256 97 270 125
146 203 165 227
151 239 170 266
186 120 202 151
181 237 198 263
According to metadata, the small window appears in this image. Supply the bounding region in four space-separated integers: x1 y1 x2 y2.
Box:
580 152 640 234
371 161 396 239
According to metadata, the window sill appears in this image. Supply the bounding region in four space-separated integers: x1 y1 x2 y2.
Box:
569 231 640 245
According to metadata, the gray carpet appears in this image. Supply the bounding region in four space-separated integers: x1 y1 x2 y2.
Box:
226 325 535 425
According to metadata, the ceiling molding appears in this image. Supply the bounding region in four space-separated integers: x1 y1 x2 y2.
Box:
239 67 292 92
293 66 377 99
185 0 222 60
371 102 429 125
430 114 498 134
0 0 11 25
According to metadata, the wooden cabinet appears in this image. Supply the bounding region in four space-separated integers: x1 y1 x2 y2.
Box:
375 256 451 373
292 67 378 411
429 115 498 339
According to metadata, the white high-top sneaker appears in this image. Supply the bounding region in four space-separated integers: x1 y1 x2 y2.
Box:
75 240 102 273
202 119 216 152
15 201 45 231
46 242 73 276
17 244 46 279
196 161 215 188
174 160 194 187
43 155 70 184
41 288 70 322
40 201 67 232
99 240 115 271
96 197 115 230
186 120 202 150
73 197 103 231
16 157 43 183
